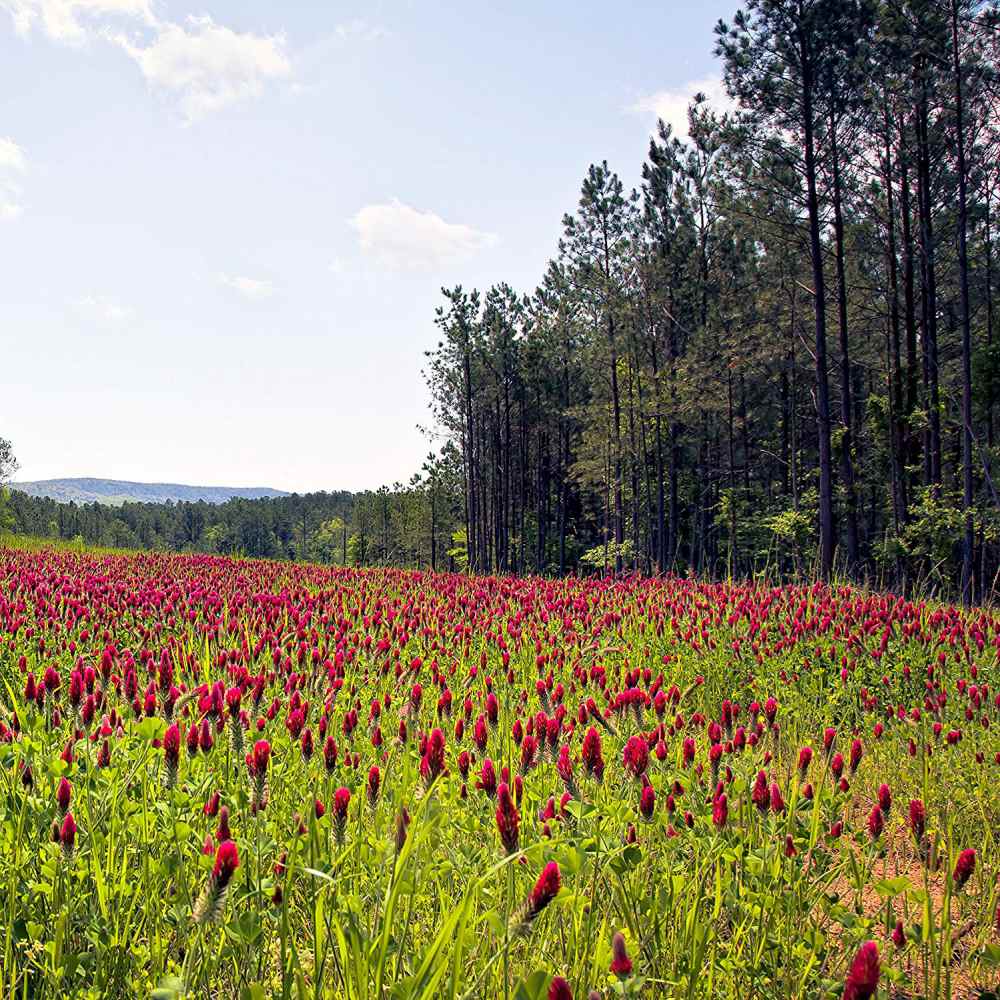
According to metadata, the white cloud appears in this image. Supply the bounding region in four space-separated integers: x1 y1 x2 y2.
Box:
75 294 133 322
0 137 27 172
631 75 734 140
219 273 274 300
3 1 290 120
0 137 26 220
112 15 291 121
1 0 154 44
351 199 497 270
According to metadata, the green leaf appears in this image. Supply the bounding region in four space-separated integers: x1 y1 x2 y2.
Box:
873 876 910 898
136 717 167 742
513 970 550 1000
564 800 596 821
151 975 183 1000
980 943 1000 967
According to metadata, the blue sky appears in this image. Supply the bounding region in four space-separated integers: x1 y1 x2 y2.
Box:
1 0 732 491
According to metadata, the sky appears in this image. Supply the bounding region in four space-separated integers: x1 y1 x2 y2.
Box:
1 0 734 492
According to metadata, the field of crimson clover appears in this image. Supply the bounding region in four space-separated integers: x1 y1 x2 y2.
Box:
0 543 998 999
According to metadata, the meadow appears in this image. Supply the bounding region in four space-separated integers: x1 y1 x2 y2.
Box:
0 542 997 999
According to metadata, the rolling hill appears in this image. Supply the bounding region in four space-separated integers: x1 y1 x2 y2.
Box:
13 478 290 506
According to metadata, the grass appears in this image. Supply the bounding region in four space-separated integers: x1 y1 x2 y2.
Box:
0 540 996 999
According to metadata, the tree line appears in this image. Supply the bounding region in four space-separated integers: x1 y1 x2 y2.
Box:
424 0 1000 602
0 480 466 569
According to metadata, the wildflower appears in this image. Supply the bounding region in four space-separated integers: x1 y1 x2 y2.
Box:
56 777 71 815
557 744 578 797
60 812 77 859
712 793 728 829
367 765 380 807
194 840 240 924
622 735 648 778
908 799 926 843
199 717 214 753
842 941 880 1000
797 746 813 777
520 734 538 774
868 805 883 841
892 920 905 949
420 727 446 787
849 738 863 775
582 726 604 781
163 722 181 788
225 686 242 719
639 783 655 820
751 770 769 813
610 931 632 977
333 787 351 845
548 976 572 1000
708 743 723 785
226 687 244 758
216 805 232 843
769 782 785 814
953 848 975 890
246 739 270 812
495 782 520 855
323 734 337 773
68 670 83 709
510 861 561 933
877 784 891 816
478 757 498 797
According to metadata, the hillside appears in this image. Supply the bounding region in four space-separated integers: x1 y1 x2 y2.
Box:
13 478 289 506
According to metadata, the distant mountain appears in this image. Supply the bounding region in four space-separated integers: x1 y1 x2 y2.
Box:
13 478 290 507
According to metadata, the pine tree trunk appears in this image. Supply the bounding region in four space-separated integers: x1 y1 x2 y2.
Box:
951 0 975 604
802 51 836 579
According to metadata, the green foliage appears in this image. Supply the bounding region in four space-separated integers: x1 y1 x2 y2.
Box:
311 517 347 564
765 506 813 548
0 487 14 535
579 538 634 572
446 526 469 570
